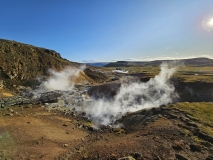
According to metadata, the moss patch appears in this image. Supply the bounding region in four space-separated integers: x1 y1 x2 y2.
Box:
172 102 213 137
0 131 16 159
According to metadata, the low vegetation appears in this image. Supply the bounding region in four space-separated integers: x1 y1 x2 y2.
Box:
106 65 213 82
0 131 15 159
0 39 213 159
172 102 213 136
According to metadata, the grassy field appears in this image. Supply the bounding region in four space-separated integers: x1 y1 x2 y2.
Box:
175 66 213 82
0 131 16 159
105 65 213 82
172 102 213 136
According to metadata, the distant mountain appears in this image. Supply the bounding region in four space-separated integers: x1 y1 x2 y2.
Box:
87 62 109 67
104 57 213 67
182 57 213 66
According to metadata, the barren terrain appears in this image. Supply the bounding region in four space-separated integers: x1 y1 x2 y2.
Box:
1 102 213 160
0 39 213 160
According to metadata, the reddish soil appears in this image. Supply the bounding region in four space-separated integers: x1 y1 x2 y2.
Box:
0 106 87 159
1 105 213 160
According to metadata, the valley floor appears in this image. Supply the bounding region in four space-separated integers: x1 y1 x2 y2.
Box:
0 103 213 160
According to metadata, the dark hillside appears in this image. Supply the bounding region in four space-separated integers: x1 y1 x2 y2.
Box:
86 62 109 67
182 57 213 66
0 39 81 89
104 57 213 67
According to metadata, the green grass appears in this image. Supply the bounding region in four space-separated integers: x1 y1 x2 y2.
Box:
172 102 213 136
172 102 213 126
174 66 213 82
0 131 16 159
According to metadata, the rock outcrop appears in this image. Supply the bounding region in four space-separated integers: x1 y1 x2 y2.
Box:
0 90 63 108
0 85 91 109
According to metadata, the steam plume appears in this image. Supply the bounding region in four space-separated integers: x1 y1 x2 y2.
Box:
35 63 178 126
35 66 85 93
85 63 178 125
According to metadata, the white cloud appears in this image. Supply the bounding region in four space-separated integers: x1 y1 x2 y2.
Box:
115 55 213 62
82 55 213 63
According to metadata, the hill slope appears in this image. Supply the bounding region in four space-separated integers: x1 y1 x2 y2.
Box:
0 39 90 90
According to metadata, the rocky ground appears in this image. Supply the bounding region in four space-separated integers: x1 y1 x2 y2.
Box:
1 38 213 160
0 66 213 160
0 100 213 160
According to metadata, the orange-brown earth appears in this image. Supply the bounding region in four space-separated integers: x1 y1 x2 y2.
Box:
0 89 13 98
1 38 213 160
1 103 213 160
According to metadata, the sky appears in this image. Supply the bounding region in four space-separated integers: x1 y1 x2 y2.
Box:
0 0 213 63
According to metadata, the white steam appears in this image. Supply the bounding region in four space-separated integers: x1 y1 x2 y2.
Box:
85 63 178 125
35 66 85 93
36 63 178 126
112 70 129 73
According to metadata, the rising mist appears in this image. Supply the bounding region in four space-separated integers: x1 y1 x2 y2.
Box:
85 63 178 125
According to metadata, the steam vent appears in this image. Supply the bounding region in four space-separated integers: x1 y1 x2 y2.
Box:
0 40 212 159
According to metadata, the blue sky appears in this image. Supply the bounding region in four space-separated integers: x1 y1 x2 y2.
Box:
0 0 213 62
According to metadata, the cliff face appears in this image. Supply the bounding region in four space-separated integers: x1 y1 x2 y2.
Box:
0 39 80 88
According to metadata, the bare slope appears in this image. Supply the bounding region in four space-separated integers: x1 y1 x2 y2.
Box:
0 39 105 90
1 103 213 160
0 39 81 87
